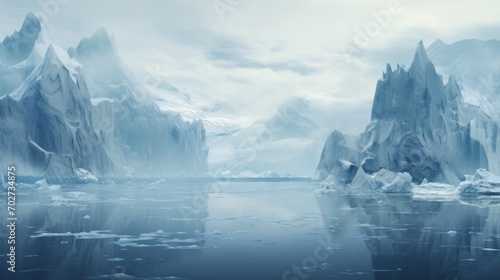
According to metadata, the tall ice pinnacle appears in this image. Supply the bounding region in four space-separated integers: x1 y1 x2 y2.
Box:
412 40 430 67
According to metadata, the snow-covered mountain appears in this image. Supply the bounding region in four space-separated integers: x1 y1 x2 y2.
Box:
145 71 331 178
427 39 500 117
0 12 59 97
317 41 500 188
0 14 208 181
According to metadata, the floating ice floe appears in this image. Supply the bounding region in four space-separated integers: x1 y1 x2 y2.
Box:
458 169 500 195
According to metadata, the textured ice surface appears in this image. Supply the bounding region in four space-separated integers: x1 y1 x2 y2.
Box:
318 41 500 190
458 169 500 195
427 39 500 116
0 14 208 181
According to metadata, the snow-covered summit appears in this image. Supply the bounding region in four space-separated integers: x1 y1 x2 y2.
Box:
68 28 138 100
0 13 62 97
410 40 430 73
11 44 82 100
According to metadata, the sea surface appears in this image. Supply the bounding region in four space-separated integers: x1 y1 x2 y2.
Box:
1 180 500 280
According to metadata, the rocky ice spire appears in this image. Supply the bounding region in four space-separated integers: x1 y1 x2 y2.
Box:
411 40 430 69
318 40 498 185
409 40 442 86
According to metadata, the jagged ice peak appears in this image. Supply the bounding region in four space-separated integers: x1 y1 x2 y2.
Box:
76 27 117 57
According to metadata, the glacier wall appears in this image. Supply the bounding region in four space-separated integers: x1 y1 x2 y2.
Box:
73 28 208 176
91 98 208 176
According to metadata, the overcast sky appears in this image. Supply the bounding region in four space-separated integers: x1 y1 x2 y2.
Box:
2 0 500 133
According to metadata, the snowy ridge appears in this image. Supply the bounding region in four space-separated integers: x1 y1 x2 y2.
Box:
317 41 500 194
0 12 61 97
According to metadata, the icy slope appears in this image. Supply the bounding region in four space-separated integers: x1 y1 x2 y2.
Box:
71 29 208 176
318 41 500 187
0 45 113 180
427 39 500 116
68 28 137 100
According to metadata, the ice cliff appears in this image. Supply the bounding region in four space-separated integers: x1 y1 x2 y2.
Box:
0 14 208 181
317 41 500 191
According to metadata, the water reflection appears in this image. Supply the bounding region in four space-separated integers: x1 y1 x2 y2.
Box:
2 182 500 280
0 182 209 280
316 193 500 280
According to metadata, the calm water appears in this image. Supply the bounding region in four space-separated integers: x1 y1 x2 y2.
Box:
1 181 500 280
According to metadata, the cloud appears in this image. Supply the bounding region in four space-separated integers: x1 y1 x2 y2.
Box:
206 45 318 76
1 0 500 133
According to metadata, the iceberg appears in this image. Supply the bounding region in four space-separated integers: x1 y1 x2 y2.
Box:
318 41 500 190
323 167 413 194
0 14 208 181
412 182 459 201
458 169 500 195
